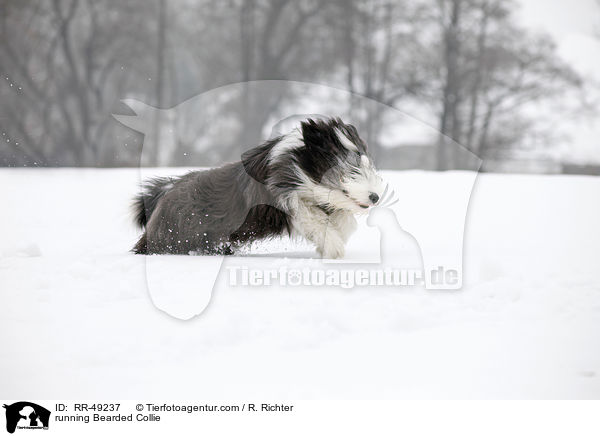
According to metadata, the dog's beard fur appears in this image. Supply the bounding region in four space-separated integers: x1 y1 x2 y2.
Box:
132 117 384 258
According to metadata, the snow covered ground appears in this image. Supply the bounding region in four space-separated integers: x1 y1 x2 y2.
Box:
1 168 599 399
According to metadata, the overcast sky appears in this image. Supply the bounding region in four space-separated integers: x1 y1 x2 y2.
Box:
517 0 600 75
517 0 597 38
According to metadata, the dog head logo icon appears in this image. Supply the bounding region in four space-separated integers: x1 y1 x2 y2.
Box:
3 402 50 433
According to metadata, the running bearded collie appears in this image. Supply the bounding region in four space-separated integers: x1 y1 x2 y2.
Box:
132 117 384 258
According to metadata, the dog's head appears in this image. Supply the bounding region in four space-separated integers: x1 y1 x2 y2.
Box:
294 117 384 213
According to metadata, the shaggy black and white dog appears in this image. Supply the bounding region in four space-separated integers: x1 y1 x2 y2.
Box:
132 117 384 258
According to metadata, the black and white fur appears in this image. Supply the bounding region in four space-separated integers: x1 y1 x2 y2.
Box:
132 117 384 258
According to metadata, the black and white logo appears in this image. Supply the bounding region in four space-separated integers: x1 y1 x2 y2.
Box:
3 402 50 434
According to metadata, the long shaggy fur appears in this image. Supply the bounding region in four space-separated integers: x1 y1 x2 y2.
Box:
133 177 175 228
132 117 383 258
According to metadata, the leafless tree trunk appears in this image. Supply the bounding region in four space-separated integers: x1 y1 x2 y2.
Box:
437 0 463 170
149 0 167 166
464 2 491 154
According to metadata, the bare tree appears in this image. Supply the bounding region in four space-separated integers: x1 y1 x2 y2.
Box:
427 0 582 168
235 0 330 148
0 0 159 166
0 0 589 169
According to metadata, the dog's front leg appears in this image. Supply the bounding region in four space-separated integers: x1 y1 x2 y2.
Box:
318 226 346 259
292 202 346 259
329 210 357 243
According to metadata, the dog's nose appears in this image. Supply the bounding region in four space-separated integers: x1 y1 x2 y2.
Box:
369 192 379 204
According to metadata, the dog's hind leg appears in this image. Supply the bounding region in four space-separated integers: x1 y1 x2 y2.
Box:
132 232 148 254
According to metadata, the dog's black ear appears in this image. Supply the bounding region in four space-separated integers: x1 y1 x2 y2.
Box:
241 138 279 184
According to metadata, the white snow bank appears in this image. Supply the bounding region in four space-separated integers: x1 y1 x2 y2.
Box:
1 168 599 399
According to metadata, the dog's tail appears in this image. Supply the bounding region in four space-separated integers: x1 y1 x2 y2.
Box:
132 176 175 228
